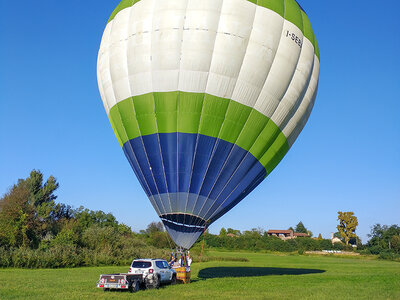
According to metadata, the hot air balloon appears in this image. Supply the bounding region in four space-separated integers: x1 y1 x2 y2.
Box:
97 0 320 249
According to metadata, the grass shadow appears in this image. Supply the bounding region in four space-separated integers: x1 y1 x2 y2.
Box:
197 267 325 279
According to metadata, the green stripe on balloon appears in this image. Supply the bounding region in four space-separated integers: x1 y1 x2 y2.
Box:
314 37 320 61
284 0 303 32
107 0 140 24
301 10 314 47
108 92 289 175
301 10 320 61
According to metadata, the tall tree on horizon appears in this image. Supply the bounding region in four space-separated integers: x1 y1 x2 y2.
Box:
337 211 358 246
0 170 60 248
295 221 308 234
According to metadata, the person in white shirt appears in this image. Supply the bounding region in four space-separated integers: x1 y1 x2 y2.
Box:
187 254 192 267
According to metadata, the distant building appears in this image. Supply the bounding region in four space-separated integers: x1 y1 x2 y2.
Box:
331 232 343 244
267 229 309 240
294 232 310 238
226 233 237 238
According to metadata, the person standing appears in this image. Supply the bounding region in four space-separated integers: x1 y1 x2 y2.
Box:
187 254 192 267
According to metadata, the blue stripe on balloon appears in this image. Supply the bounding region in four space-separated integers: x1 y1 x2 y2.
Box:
122 133 266 222
189 134 216 195
178 133 196 193
206 162 266 222
159 133 178 193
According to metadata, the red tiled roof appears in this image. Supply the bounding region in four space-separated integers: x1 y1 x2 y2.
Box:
267 230 293 234
294 233 309 237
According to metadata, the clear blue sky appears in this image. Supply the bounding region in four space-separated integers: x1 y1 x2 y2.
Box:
1 1 399 242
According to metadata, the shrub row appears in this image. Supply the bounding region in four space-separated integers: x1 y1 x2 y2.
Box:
0 246 170 268
203 234 345 252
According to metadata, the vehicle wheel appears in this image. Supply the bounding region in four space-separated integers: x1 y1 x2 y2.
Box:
154 275 160 289
146 275 160 289
171 275 176 285
135 280 141 292
130 280 140 293
103 288 109 292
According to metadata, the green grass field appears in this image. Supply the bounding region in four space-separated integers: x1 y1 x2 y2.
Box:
1 251 399 299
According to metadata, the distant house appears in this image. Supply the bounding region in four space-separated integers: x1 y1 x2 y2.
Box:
267 229 309 240
294 232 310 238
226 233 237 238
331 233 343 244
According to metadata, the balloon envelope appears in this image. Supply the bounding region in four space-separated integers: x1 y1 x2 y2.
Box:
97 0 320 249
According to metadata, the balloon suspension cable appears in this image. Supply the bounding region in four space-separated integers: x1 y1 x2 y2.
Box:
200 222 207 259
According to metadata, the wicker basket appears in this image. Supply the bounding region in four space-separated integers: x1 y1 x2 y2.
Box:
175 267 191 284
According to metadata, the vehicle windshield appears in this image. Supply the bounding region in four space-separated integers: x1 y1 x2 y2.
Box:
132 261 152 268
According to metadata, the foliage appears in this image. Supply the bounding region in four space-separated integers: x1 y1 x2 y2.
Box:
365 224 400 259
226 228 241 236
333 232 342 239
0 244 170 268
337 211 358 246
199 230 336 253
27 170 59 222
0 171 172 268
391 235 400 252
2 170 399 269
0 179 37 248
295 221 308 234
378 250 400 261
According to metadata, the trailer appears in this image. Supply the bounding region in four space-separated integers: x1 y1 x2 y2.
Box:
97 273 142 293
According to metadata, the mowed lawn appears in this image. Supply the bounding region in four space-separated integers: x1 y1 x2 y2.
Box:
1 251 399 299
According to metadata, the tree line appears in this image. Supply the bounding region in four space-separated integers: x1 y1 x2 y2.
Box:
0 170 172 268
203 228 340 253
200 218 399 260
0 170 398 268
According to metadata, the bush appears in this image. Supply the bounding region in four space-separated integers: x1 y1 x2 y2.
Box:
379 250 400 261
367 245 383 255
332 243 344 251
0 243 170 269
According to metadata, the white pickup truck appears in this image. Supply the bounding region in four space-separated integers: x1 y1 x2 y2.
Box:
97 258 176 292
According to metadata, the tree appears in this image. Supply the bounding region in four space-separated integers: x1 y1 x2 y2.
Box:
219 227 227 236
333 232 342 239
27 170 59 220
391 235 400 253
0 170 61 248
145 221 164 235
0 180 37 247
74 206 119 230
288 227 295 232
27 170 60 237
295 222 308 234
227 228 241 236
317 233 323 240
252 227 265 236
337 211 358 246
368 224 400 251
